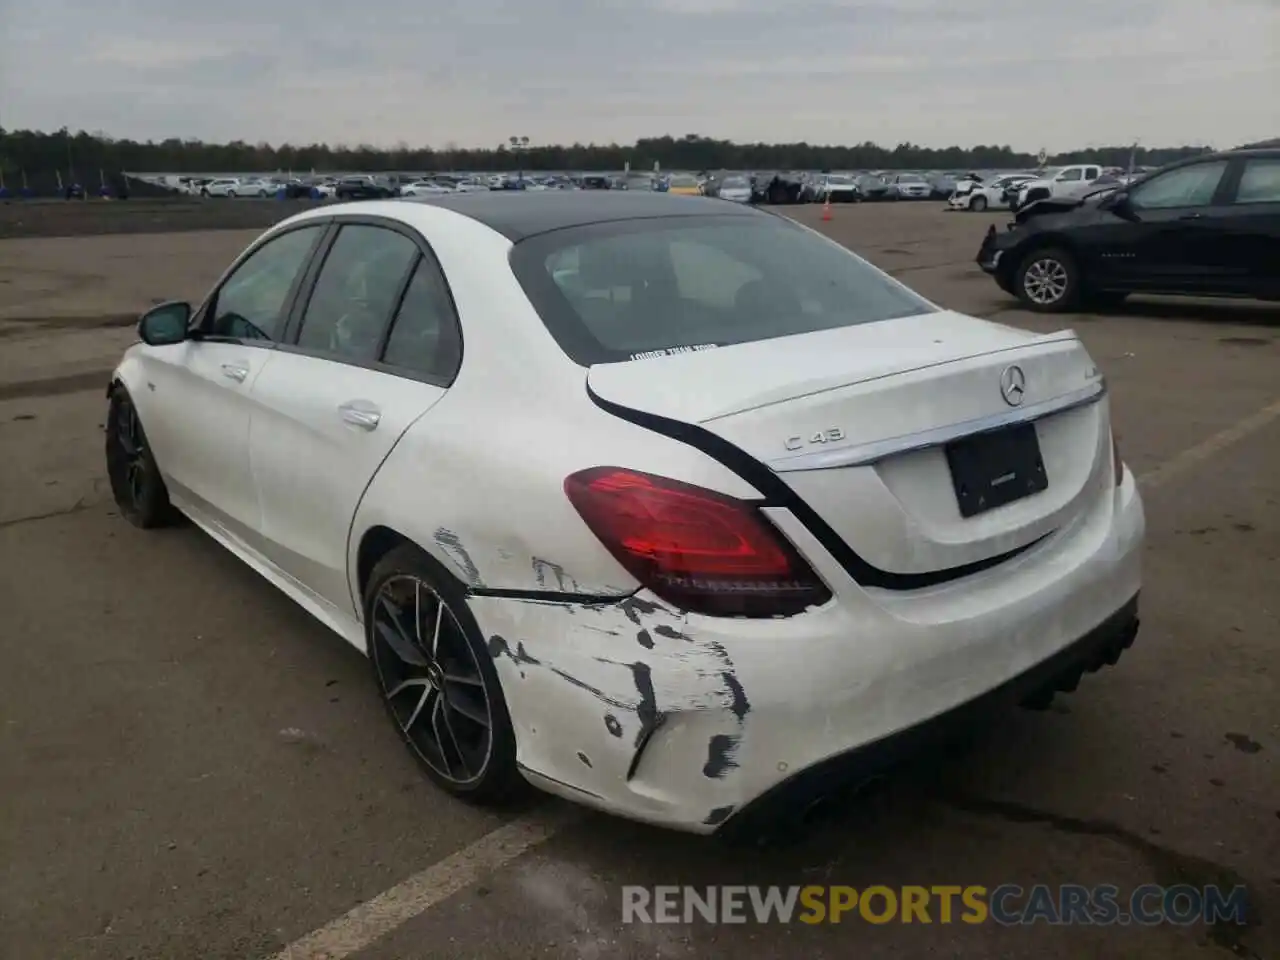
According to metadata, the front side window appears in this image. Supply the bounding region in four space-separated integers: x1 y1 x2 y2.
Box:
1233 158 1280 204
511 215 936 365
1058 169 1083 182
209 226 324 341
1128 160 1229 210
296 225 419 361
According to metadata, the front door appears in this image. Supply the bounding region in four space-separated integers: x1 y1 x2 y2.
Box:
142 223 327 542
1121 158 1234 292
247 223 463 617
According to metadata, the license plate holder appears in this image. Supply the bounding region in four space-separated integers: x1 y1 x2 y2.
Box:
945 423 1048 518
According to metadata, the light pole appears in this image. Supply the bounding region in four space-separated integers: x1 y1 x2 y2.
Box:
509 135 529 183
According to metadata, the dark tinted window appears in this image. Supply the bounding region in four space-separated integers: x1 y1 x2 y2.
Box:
210 226 322 341
381 257 462 381
510 215 936 365
1129 160 1228 209
297 225 418 361
1234 158 1280 204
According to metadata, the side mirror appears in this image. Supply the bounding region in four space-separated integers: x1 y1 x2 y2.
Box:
138 301 192 346
1101 191 1130 213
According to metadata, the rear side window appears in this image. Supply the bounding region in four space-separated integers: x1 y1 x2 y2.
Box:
510 215 935 365
381 257 462 381
1233 158 1280 204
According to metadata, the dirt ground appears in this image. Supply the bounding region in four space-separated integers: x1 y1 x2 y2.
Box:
0 201 1276 960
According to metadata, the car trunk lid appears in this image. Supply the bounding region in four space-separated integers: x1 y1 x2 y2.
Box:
587 311 1110 579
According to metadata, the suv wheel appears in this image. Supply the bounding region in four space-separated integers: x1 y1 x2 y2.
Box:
1015 247 1080 313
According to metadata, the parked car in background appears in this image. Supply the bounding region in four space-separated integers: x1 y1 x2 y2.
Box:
716 175 753 203
814 173 861 203
978 149 1280 311
1012 165 1104 210
856 174 892 201
335 175 398 200
929 172 963 199
228 178 276 198
200 178 241 198
401 180 456 196
666 174 703 196
949 174 1038 211
885 173 933 200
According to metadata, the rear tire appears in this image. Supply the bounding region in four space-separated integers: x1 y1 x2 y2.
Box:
365 544 524 805
1014 246 1081 313
105 385 179 529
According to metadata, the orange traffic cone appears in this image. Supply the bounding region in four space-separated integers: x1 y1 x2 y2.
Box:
821 197 832 222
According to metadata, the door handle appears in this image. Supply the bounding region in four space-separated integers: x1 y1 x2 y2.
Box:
339 401 382 430
221 363 249 382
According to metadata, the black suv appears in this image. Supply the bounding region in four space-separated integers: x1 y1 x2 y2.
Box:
977 149 1280 312
334 175 397 200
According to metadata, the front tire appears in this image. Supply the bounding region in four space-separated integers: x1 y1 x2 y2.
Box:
105 385 178 529
1014 247 1081 313
971 194 988 212
365 544 522 805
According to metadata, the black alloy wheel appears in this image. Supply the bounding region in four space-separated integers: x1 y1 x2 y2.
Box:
365 546 521 802
105 386 177 528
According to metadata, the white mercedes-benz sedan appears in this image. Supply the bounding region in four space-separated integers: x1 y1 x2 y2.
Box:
105 193 1144 834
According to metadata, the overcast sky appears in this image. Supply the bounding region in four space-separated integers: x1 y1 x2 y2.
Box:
2 0 1276 151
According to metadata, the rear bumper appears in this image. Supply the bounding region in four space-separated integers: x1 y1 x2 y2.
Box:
471 469 1145 834
719 592 1139 838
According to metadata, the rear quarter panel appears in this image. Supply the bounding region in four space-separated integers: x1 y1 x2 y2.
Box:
344 203 764 603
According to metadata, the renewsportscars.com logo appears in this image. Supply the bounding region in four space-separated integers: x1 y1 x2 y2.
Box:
621 884 1251 926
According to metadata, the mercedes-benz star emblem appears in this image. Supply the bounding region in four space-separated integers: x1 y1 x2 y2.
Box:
1000 364 1027 407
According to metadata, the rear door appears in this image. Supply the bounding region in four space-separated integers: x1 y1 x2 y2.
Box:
1218 155 1280 298
246 219 462 617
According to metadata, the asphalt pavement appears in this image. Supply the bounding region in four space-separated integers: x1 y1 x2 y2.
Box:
0 201 1276 960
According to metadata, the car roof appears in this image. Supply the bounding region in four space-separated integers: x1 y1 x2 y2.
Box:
399 191 759 241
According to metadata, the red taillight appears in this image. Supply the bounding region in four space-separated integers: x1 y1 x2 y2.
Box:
564 467 831 617
1112 433 1124 486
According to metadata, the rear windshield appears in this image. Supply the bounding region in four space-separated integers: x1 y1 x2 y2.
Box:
509 214 936 365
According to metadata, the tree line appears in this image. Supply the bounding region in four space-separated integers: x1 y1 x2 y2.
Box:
0 127 1257 185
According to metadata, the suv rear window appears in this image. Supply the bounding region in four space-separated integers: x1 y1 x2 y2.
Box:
509 214 935 365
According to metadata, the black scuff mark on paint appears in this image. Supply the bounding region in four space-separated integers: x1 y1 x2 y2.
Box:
433 528 482 586
550 668 634 710
620 595 662 625
653 624 690 641
487 635 541 666
722 672 750 721
604 714 623 738
636 628 653 649
580 623 622 637
630 661 665 753
703 805 735 826
577 751 593 768
703 735 740 779
532 557 579 593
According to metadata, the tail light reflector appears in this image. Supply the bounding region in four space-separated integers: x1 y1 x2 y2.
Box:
564 467 830 618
